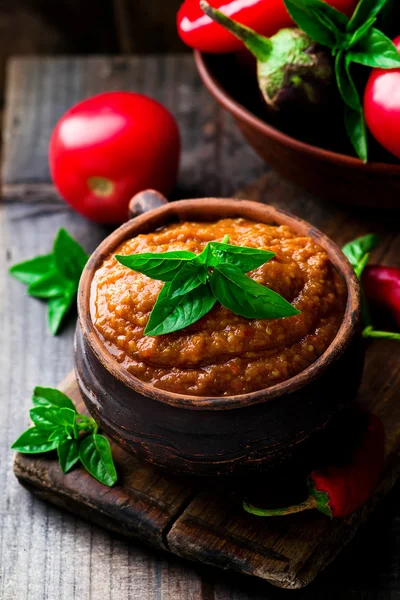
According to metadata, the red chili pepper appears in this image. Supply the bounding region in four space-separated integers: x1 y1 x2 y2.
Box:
177 0 358 54
362 266 400 329
244 413 385 518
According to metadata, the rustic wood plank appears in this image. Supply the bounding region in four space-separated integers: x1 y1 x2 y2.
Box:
113 0 186 54
1 55 400 600
1 55 265 195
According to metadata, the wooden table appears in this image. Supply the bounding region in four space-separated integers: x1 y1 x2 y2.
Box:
1 55 400 600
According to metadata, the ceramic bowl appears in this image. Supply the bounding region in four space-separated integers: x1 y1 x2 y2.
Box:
74 190 364 478
194 51 400 210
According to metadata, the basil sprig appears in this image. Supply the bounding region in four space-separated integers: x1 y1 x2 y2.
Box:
11 387 117 486
9 229 88 335
343 234 400 341
116 236 300 336
283 0 400 161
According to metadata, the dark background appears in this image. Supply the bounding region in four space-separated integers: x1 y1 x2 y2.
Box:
0 0 186 108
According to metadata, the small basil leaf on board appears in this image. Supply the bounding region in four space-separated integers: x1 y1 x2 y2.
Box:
30 406 67 430
283 0 347 48
79 434 117 486
32 387 77 412
347 0 389 32
144 284 217 337
209 242 275 272
344 104 368 163
9 254 55 285
11 428 58 453
27 271 67 299
47 288 76 335
57 438 80 473
348 28 400 67
116 251 196 282
48 427 69 442
209 263 300 320
335 51 361 110
53 228 88 282
342 233 381 264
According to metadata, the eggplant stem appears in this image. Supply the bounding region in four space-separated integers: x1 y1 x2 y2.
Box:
243 495 318 517
200 1 272 62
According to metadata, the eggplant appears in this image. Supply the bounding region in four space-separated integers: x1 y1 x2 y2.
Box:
200 1 334 114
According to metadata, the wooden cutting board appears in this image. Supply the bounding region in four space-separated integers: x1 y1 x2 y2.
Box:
13 172 400 590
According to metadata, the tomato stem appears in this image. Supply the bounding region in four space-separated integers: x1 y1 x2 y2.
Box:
87 176 114 197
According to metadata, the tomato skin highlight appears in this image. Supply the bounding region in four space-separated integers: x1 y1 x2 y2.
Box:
364 36 400 160
177 0 358 54
49 92 180 224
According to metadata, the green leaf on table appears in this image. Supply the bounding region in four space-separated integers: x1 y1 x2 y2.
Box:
48 427 70 442
347 0 390 32
27 271 68 299
144 283 217 336
344 104 368 162
53 228 88 282
29 406 76 431
342 233 380 268
348 28 400 67
9 254 55 285
32 386 77 412
116 250 196 282
79 434 117 486
10 228 88 336
11 427 58 454
47 289 76 335
209 263 300 320
57 437 80 473
283 0 348 48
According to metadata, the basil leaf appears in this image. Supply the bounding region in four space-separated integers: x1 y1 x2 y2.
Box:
163 266 204 300
57 437 80 473
335 51 360 110
209 263 300 320
9 254 55 285
208 242 275 272
345 15 376 47
29 406 75 431
283 0 347 48
48 427 69 442
348 28 400 67
347 0 389 32
342 234 380 267
27 271 67 299
11 427 58 453
116 251 196 282
53 228 88 283
344 104 368 162
79 434 117 486
144 284 217 336
47 288 76 335
32 387 77 412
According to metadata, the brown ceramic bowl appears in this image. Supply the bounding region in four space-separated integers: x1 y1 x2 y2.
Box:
195 51 400 210
75 190 364 478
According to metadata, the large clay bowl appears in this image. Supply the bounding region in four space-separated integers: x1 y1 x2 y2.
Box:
75 191 364 478
194 51 400 210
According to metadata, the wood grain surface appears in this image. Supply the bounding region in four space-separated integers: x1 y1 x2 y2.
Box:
1 55 400 600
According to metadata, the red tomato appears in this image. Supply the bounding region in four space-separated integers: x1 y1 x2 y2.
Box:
177 0 358 54
49 92 180 224
364 36 400 160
